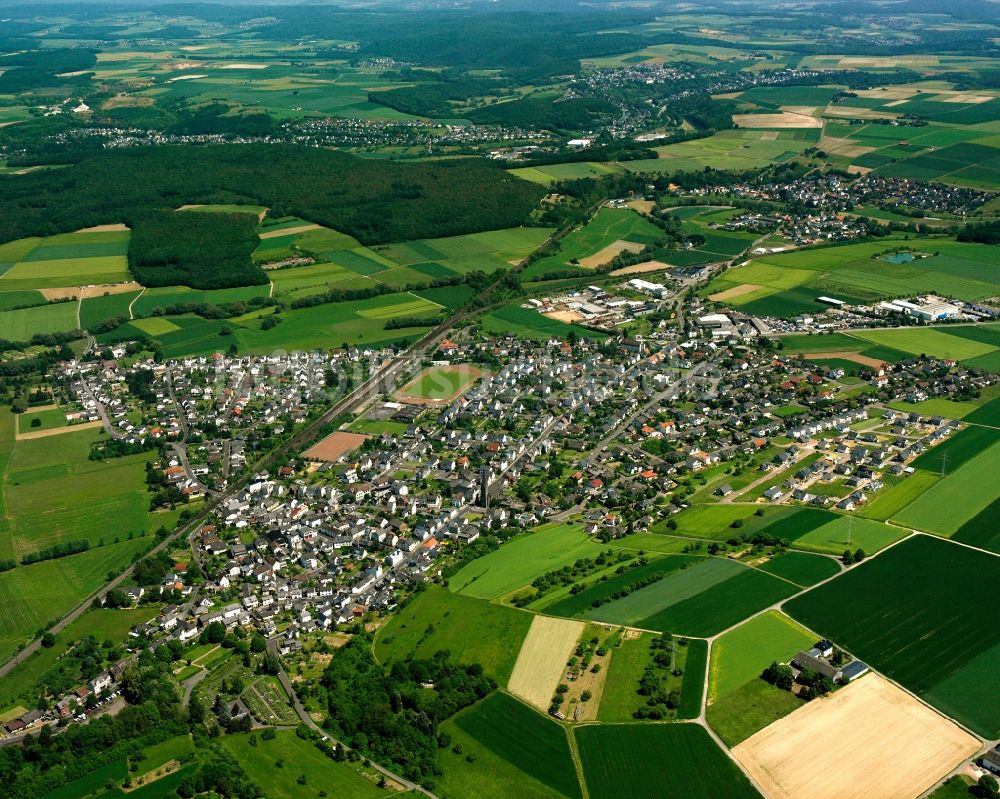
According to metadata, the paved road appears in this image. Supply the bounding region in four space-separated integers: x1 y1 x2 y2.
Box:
266 638 436 798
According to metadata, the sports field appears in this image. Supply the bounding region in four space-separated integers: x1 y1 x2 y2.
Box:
734 675 980 799
785 535 1000 736
373 586 532 683
396 364 485 404
894 439 1000 534
507 616 584 711
302 431 369 462
575 724 761 799
448 693 582 799
450 523 606 600
709 611 817 701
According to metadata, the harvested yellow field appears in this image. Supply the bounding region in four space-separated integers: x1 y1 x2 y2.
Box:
709 283 763 301
611 260 671 276
579 240 646 268
508 616 585 711
733 674 980 799
826 106 899 120
733 112 822 129
940 92 994 104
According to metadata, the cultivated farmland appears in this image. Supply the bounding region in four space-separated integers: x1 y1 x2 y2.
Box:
733 675 980 799
449 693 582 799
575 723 761 799
894 439 1000 534
785 535 1000 736
507 616 585 711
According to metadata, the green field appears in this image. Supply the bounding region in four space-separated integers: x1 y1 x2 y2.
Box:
80 290 142 329
2 426 154 559
17 407 67 433
0 230 131 291
756 551 841 586
785 535 1000 737
41 759 129 799
131 284 271 317
449 523 607 599
403 365 481 400
706 677 805 748
0 537 152 663
894 440 1000 534
520 207 662 279
858 471 940 521
664 503 793 540
220 731 390 799
540 555 697 618
0 301 78 340
373 586 532 683
709 611 816 701
448 693 582 799
964 395 1000 427
574 724 761 799
952 498 1000 554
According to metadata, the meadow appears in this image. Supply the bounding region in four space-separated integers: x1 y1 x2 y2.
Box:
2 425 154 560
545 553 798 637
790 516 908 554
709 610 816 701
220 731 390 799
80 291 142 329
0 229 131 292
894 439 1000 534
372 586 532 683
574 724 761 799
707 678 805 748
785 535 1000 737
625 129 816 174
0 302 79 340
448 693 582 799
449 523 607 600
660 503 793 540
0 537 152 663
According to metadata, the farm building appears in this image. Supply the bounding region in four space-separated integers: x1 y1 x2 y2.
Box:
841 661 870 682
792 650 842 681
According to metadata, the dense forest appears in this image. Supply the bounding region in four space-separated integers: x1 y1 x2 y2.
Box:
467 96 617 131
129 211 266 290
318 637 494 786
0 145 546 286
